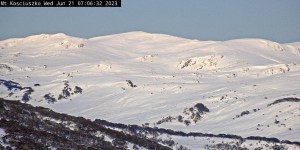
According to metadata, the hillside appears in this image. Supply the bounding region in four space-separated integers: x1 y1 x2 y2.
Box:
1 98 299 149
1 31 300 149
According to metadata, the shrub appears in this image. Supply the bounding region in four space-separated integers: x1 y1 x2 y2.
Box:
194 103 209 113
184 120 191 126
74 86 83 94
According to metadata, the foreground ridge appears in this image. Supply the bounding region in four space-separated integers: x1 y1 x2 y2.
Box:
0 98 299 149
0 98 171 150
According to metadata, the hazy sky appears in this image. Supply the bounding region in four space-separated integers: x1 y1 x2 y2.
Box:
0 0 300 43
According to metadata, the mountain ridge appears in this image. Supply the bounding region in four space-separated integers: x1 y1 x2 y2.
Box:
1 31 298 44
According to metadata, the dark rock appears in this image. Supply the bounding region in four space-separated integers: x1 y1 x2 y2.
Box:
194 103 209 113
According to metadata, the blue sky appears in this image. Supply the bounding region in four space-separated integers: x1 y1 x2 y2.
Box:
0 0 300 43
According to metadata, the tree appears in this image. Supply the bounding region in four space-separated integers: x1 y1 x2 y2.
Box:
112 139 127 149
177 115 183 122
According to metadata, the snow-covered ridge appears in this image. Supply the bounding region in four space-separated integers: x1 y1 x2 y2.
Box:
0 33 85 50
89 31 190 41
1 31 300 147
0 31 297 44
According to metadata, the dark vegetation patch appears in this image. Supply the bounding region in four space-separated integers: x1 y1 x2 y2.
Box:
21 87 34 102
267 97 300 107
94 118 300 148
271 144 288 150
43 93 56 103
74 86 83 94
236 110 250 118
234 108 261 119
0 64 13 72
58 81 83 100
0 79 22 91
240 111 250 116
180 59 192 69
156 103 210 126
126 80 137 88
194 103 209 113
0 79 82 103
0 98 171 150
0 79 34 103
156 116 177 125
34 84 40 86
58 81 71 100
245 136 280 143
205 143 248 150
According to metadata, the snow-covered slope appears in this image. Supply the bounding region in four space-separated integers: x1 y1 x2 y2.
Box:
1 31 300 145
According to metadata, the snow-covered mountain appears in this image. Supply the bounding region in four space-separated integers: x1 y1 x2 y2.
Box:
1 31 300 149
